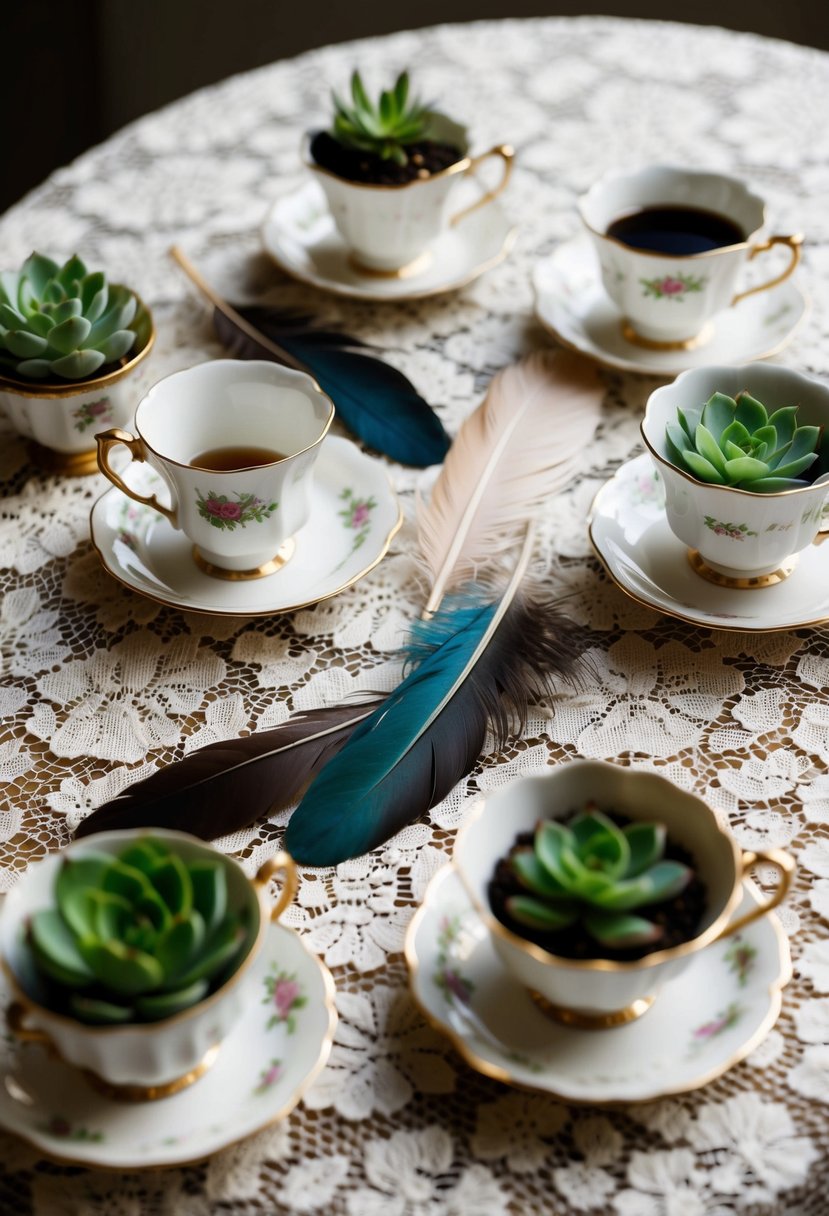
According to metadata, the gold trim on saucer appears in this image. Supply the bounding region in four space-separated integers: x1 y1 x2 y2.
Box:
688 549 798 589
84 1044 221 1103
621 319 713 352
28 442 100 477
404 866 792 1108
348 251 433 279
529 990 655 1029
192 538 296 581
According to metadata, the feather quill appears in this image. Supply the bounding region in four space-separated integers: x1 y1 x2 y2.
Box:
418 349 603 613
169 246 450 468
284 531 585 866
73 702 381 841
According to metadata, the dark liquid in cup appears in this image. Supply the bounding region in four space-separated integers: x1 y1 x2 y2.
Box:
606 206 746 255
191 445 286 470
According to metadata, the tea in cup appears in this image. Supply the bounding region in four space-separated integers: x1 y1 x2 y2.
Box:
96 359 334 579
578 166 802 348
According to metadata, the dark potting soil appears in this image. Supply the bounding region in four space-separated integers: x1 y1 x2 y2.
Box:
487 815 707 963
309 130 464 185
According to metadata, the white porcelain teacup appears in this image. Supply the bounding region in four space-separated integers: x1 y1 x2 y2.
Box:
96 359 334 579
1 829 297 1097
578 166 802 348
454 761 793 1029
643 363 829 585
305 118 514 274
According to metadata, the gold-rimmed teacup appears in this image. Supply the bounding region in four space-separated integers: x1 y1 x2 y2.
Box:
578 166 802 349
2 829 297 1100
643 363 829 587
96 359 334 580
304 117 514 275
453 760 793 1029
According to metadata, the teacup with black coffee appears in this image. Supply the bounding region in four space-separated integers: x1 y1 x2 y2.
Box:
578 166 802 347
97 359 334 579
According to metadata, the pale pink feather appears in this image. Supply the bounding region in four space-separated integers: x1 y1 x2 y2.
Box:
418 349 603 613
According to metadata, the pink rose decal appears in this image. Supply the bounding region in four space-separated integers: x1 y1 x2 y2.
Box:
641 271 705 300
273 978 300 1019
196 489 278 530
219 501 242 520
659 277 684 294
351 502 370 527
205 497 223 516
262 966 307 1031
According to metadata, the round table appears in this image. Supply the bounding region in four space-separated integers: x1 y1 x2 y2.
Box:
1 16 828 1215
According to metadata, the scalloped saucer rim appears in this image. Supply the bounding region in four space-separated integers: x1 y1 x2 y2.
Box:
533 234 809 375
406 864 790 1106
0 919 336 1169
261 179 516 301
589 452 829 632
89 435 402 617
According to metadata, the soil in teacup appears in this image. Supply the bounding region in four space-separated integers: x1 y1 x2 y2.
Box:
488 813 707 963
310 131 464 185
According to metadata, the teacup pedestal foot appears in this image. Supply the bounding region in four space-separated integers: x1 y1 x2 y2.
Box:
193 537 296 581
688 549 798 589
348 250 433 280
83 1042 222 1103
529 989 656 1030
28 441 99 477
621 320 714 353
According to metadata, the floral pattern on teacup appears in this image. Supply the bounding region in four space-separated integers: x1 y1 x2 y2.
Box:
434 915 474 1005
640 272 706 300
334 487 379 570
39 1115 104 1143
72 397 113 433
196 490 278 531
262 965 307 1033
704 515 758 540
690 1000 744 1048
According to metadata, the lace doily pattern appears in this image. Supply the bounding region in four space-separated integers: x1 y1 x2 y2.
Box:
0 16 828 1215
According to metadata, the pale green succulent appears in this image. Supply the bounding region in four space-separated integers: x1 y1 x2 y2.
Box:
26 837 250 1024
507 806 692 949
331 70 436 166
0 253 140 382
666 391 821 492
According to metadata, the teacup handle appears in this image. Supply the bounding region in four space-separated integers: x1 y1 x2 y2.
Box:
732 234 803 306
96 428 178 527
6 1000 55 1050
254 851 298 922
716 847 795 940
449 144 515 228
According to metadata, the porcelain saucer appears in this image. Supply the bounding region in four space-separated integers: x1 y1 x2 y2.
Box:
533 234 809 375
589 453 829 631
406 865 789 1105
0 919 336 1169
261 179 516 301
90 435 402 616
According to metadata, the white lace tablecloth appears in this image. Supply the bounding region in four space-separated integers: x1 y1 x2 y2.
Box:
1 16 828 1215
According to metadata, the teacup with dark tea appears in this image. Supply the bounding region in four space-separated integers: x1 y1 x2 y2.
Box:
579 166 802 348
96 359 334 579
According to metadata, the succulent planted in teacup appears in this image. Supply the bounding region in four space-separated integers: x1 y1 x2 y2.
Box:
507 805 692 949
665 391 821 492
0 253 139 382
330 70 437 167
26 837 250 1024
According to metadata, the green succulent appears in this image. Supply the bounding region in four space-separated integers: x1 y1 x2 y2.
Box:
0 252 139 382
26 838 250 1025
666 391 821 492
506 805 692 950
331 70 436 166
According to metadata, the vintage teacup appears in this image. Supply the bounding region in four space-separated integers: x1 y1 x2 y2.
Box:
0 296 154 476
305 118 514 274
578 166 802 348
643 363 829 585
454 760 793 1029
96 359 334 579
2 829 297 1096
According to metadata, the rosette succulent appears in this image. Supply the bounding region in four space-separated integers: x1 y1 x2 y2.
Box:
331 70 436 166
666 391 821 492
26 838 250 1024
0 253 139 382
507 806 692 949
